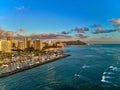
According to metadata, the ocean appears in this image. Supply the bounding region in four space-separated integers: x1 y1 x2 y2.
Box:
0 44 120 90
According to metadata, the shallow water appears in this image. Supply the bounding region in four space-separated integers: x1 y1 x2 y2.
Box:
0 44 120 90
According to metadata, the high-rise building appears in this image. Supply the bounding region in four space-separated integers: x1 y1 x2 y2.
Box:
7 37 14 48
18 41 24 50
12 40 19 48
7 37 14 42
0 40 11 52
23 37 31 49
28 40 33 48
33 39 43 50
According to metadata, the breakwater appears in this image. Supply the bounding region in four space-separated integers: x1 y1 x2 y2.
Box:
0 54 70 78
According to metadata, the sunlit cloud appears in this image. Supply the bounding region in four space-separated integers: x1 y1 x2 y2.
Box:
93 28 118 34
74 27 89 33
109 18 120 27
0 27 14 38
29 33 72 39
61 27 89 35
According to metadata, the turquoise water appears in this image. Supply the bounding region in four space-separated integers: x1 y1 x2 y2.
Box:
0 44 120 90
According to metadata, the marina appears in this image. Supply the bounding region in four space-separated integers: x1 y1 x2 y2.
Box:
0 52 70 78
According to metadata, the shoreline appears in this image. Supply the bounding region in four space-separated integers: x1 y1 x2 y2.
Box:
0 54 70 79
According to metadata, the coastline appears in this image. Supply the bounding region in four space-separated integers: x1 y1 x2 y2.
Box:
0 54 70 79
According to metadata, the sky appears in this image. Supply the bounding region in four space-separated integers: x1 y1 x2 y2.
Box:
0 0 120 43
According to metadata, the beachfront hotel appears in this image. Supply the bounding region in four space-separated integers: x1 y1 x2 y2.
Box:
33 39 43 51
23 37 32 49
18 40 24 50
0 40 12 52
0 37 43 52
0 37 65 53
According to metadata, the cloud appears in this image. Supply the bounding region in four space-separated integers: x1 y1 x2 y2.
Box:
91 24 102 28
14 33 25 39
0 28 72 40
0 27 25 39
109 18 120 27
16 28 25 34
4 31 14 37
29 33 72 39
61 27 89 35
15 6 25 11
61 31 69 34
13 28 26 39
93 28 118 34
74 27 89 33
15 28 25 35
61 31 71 34
75 34 88 38
0 27 14 37
93 28 103 33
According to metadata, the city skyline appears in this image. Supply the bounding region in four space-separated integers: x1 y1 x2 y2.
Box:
0 0 120 43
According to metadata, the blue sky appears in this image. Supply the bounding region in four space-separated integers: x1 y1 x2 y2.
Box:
0 0 120 43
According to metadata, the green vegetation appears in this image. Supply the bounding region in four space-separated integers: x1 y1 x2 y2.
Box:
43 46 62 50
62 40 87 45
24 47 34 52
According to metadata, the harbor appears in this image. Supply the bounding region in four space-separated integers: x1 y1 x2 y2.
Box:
0 50 70 78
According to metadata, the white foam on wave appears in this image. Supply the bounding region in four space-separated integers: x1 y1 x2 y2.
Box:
74 73 92 83
81 64 90 69
47 67 54 71
103 72 114 75
109 66 114 69
74 74 80 77
101 75 113 83
112 67 118 71
101 65 120 85
101 79 110 83
109 66 118 71
102 75 112 79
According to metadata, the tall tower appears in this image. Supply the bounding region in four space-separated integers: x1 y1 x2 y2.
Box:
28 40 33 48
33 39 43 50
7 37 14 42
18 41 24 50
23 37 31 49
7 37 14 48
